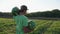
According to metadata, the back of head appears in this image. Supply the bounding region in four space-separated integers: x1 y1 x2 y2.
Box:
21 5 28 11
18 5 28 15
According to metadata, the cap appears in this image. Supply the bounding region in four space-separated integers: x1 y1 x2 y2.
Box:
21 5 28 10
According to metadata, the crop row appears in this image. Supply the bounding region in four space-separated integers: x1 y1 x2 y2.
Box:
29 20 53 34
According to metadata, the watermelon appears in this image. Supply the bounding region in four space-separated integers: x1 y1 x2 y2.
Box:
28 20 36 30
23 20 36 33
12 7 19 16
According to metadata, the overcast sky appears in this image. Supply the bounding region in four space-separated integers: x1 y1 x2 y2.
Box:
0 0 60 13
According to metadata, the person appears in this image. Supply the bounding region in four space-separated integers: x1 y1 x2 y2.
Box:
12 5 28 34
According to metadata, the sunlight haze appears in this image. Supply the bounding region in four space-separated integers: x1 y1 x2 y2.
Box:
0 0 60 13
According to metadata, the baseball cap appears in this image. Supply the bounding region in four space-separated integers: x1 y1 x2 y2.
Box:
21 5 28 10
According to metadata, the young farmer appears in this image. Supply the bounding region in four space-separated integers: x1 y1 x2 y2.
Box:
12 5 28 34
12 5 35 34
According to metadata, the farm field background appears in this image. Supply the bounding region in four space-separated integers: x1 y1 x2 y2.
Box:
0 18 60 34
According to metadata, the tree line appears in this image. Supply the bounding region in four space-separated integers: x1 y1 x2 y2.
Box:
26 9 60 18
0 9 60 18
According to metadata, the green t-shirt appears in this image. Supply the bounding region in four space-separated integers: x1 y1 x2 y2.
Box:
13 15 28 34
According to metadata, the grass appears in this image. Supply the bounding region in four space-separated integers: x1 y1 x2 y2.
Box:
0 18 60 34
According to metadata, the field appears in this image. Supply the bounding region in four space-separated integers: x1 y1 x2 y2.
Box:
0 18 60 34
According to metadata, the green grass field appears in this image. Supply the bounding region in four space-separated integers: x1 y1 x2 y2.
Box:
0 18 60 34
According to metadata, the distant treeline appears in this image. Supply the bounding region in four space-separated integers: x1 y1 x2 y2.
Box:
0 12 12 18
0 9 60 18
26 9 60 18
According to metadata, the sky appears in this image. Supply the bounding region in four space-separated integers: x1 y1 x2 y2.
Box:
0 0 60 13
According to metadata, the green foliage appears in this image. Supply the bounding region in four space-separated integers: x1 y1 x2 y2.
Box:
0 9 60 18
0 18 60 34
26 9 60 18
